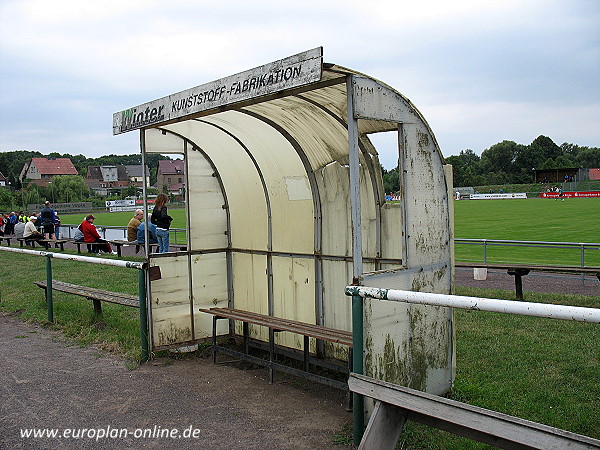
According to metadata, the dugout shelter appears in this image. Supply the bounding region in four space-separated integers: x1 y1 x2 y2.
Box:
113 47 455 395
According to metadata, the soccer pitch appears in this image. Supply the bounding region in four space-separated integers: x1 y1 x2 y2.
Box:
454 197 600 265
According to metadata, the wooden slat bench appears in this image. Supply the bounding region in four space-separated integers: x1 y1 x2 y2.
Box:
349 373 600 450
35 280 139 314
109 240 159 256
39 239 68 251
198 307 353 390
456 262 600 300
0 236 13 245
17 237 48 248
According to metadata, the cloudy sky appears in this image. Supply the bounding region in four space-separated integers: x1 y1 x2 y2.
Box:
0 0 598 168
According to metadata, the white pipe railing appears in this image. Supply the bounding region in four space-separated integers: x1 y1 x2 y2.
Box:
345 286 600 323
0 246 145 270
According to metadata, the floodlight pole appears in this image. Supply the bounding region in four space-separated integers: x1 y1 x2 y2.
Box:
347 74 365 445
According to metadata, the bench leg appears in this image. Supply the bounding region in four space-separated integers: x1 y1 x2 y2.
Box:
243 322 249 354
212 315 218 364
303 335 310 372
358 400 407 450
116 245 122 257
91 298 102 314
269 329 275 383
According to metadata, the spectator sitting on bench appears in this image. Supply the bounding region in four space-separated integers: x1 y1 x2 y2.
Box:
127 209 144 242
137 215 158 244
23 216 48 248
14 220 26 238
80 214 116 255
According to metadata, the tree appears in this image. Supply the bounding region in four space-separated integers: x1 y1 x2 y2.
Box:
382 166 400 193
48 175 89 202
445 149 481 187
479 141 519 175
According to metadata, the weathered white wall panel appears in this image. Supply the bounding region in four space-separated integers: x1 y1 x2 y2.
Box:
202 112 315 254
191 252 229 339
145 128 185 153
232 252 269 341
362 269 453 396
150 255 192 347
186 150 228 250
272 256 315 350
164 120 269 251
380 203 404 260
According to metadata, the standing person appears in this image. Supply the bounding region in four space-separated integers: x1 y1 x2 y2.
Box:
53 212 61 240
23 216 48 248
151 193 172 253
79 214 115 254
40 201 56 239
127 209 144 242
5 212 16 235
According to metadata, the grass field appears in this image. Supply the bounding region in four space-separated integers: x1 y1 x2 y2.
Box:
454 198 600 266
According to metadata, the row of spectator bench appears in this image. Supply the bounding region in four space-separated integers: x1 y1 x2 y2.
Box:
0 235 187 255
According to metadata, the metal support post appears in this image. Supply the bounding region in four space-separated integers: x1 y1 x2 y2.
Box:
46 255 53 322
352 293 364 445
347 74 365 445
138 268 149 362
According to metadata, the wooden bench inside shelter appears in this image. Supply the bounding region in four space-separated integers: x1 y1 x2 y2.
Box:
35 280 139 314
349 373 600 450
198 307 353 391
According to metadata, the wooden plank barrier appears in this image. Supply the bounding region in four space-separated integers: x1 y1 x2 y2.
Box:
348 373 600 450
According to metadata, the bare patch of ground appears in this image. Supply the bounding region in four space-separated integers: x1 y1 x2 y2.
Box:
0 313 350 449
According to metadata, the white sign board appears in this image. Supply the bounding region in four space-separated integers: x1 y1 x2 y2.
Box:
113 47 323 135
469 193 527 200
106 200 135 207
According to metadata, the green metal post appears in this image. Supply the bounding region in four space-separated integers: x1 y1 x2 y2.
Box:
46 255 53 322
138 268 149 362
352 293 364 445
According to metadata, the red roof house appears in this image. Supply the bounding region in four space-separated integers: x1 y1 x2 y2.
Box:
20 157 78 186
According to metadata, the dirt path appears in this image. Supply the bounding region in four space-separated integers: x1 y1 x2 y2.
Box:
0 313 350 449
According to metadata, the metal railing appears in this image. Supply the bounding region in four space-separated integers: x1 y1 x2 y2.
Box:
455 238 600 267
0 246 149 362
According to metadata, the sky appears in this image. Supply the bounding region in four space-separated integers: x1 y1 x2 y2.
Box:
0 0 598 169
